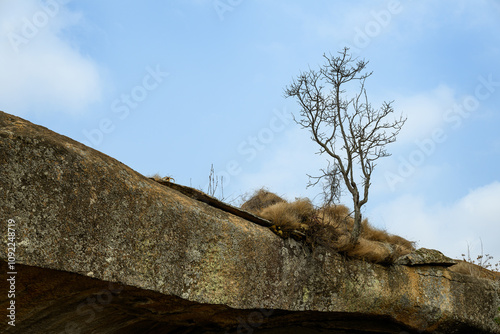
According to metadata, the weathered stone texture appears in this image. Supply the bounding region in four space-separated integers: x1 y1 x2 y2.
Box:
395 248 458 267
1 110 499 333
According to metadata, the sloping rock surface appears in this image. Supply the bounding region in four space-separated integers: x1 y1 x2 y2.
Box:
395 248 458 267
1 110 499 333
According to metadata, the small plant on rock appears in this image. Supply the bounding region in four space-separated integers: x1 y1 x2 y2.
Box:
207 164 224 200
461 241 500 272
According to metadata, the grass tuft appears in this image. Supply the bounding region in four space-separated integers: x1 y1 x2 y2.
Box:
241 188 415 264
241 188 286 213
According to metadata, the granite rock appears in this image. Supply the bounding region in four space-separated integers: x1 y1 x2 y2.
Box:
1 110 499 333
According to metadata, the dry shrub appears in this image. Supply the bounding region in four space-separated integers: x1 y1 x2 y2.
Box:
386 235 415 251
241 189 415 264
347 239 393 263
318 204 351 224
150 173 162 181
361 220 415 251
288 198 316 223
306 223 342 250
259 198 315 231
260 202 301 229
317 204 353 235
361 220 388 242
149 173 175 182
391 244 414 259
241 188 285 213
318 204 351 218
315 205 415 263
241 189 313 231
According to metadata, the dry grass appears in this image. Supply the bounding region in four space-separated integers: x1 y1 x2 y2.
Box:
449 261 500 281
150 173 175 182
260 202 303 229
317 205 351 232
150 173 162 181
347 238 394 263
361 220 415 251
259 198 315 232
240 189 415 264
241 189 285 213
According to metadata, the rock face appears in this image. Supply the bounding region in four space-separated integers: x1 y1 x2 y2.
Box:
395 248 458 267
1 110 499 334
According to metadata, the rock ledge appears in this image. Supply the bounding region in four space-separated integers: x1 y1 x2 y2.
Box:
1 110 499 333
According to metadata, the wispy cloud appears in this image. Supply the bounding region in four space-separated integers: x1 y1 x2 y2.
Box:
0 0 102 115
370 181 500 259
393 84 457 143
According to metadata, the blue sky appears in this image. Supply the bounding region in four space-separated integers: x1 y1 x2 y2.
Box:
1 0 499 261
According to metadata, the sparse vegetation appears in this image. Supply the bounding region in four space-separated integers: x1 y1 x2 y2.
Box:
150 173 175 182
241 188 415 264
240 188 285 212
207 164 225 200
460 241 500 272
449 261 500 280
448 241 500 280
449 241 500 279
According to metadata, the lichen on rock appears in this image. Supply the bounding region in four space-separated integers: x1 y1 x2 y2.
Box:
1 110 499 334
395 248 458 267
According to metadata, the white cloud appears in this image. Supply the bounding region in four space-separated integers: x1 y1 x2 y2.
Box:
0 0 102 115
393 84 457 143
370 181 500 260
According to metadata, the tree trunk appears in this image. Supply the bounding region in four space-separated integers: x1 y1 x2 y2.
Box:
350 205 362 244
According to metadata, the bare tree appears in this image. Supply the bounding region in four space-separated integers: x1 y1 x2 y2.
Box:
285 47 406 244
